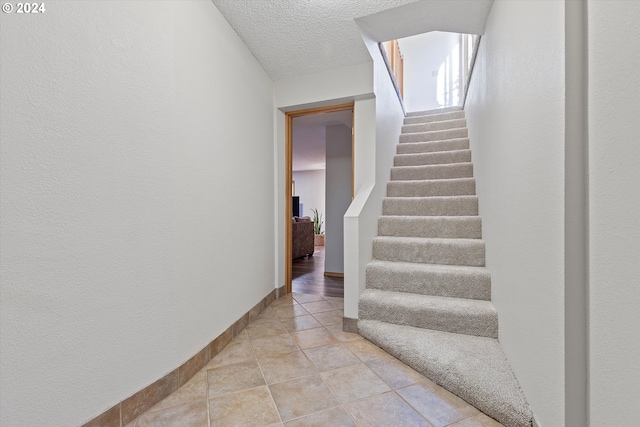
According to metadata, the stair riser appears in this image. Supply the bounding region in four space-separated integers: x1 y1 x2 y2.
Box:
390 164 473 181
378 216 481 239
387 180 476 197
400 128 468 143
373 239 485 266
382 197 478 216
366 264 490 300
397 138 469 155
394 150 471 167
402 119 467 134
406 107 462 118
359 295 498 338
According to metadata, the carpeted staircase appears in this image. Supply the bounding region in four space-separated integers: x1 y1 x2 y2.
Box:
358 107 533 427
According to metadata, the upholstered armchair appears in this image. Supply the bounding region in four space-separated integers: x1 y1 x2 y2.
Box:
292 216 314 259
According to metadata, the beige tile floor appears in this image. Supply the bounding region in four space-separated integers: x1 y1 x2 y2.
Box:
127 293 504 427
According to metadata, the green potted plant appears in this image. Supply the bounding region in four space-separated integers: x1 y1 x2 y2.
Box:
311 208 324 246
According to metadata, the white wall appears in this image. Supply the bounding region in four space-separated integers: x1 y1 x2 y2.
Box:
0 2 275 425
292 170 325 220
344 29 405 319
274 63 374 290
587 1 640 425
464 1 565 426
325 125 353 274
275 63 374 112
398 32 462 112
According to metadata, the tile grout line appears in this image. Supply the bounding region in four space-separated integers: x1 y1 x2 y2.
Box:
313 357 360 427
267 300 356 426
249 326 285 426
390 378 491 426
332 358 408 425
392 388 438 427
108 292 334 427
446 413 491 426
269 307 331 425
194 294 487 425
301 299 379 427
335 343 415 427
257 307 329 425
131 292 490 426
138 295 401 425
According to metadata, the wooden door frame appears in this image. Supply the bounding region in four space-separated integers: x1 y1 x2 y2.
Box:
285 102 355 294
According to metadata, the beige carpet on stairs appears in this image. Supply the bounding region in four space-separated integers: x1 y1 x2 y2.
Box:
358 107 533 427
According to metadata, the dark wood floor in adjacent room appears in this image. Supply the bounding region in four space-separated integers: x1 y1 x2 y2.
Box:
292 246 344 297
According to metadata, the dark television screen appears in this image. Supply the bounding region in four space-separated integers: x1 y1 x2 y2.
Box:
292 196 300 217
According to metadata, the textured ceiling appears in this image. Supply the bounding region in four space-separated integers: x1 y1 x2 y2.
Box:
212 0 493 81
212 0 493 169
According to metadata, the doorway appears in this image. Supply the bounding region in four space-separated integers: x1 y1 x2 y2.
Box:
285 103 354 295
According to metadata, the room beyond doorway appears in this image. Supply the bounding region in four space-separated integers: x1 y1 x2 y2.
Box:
285 102 354 294
292 246 344 297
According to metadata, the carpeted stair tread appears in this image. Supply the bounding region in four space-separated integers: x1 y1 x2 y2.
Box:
394 150 471 167
405 106 462 117
402 118 467 134
396 138 470 155
357 320 533 427
382 196 478 216
387 178 476 197
372 236 485 266
400 127 468 143
359 289 497 338
378 215 482 239
366 260 491 300
390 163 474 181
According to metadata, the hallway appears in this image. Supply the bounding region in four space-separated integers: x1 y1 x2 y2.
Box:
122 293 503 426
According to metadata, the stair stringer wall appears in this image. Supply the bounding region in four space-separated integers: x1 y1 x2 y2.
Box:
343 28 407 321
463 1 567 425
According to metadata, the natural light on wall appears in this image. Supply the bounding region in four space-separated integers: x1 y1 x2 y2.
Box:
436 41 461 107
394 32 478 112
